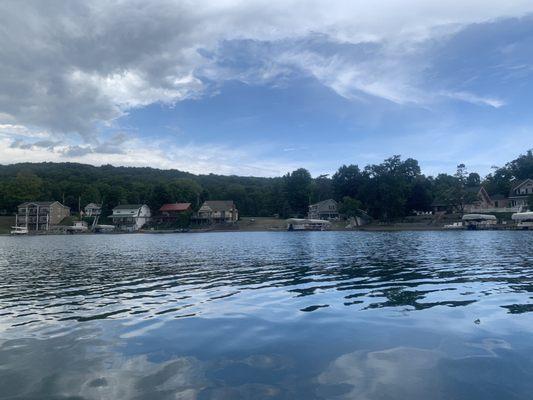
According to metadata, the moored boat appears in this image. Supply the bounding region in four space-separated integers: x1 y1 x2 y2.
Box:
287 218 331 231
10 226 28 235
444 222 464 229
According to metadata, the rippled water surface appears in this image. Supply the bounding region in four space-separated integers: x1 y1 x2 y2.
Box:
1 231 533 399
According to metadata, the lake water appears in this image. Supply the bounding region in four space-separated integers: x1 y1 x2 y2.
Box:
1 231 533 399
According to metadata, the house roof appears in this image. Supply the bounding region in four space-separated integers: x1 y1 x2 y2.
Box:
509 178 533 196
113 204 144 210
18 201 69 208
85 203 101 209
200 200 235 212
159 203 191 212
490 193 507 200
309 199 337 207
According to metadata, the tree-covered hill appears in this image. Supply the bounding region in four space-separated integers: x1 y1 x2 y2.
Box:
0 150 531 220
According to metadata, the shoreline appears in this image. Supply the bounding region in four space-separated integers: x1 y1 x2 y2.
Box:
2 224 529 236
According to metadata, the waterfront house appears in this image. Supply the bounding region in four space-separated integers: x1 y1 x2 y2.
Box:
195 200 238 224
111 204 151 232
463 186 492 212
84 203 102 217
308 199 339 220
16 201 70 231
509 179 533 210
434 186 515 214
489 193 510 209
156 203 192 224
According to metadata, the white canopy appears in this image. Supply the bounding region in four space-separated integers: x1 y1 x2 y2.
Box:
462 214 497 221
511 212 533 221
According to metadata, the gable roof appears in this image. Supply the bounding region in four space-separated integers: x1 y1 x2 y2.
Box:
113 204 144 210
200 200 235 212
18 201 69 209
509 178 533 197
159 203 191 212
85 203 101 209
309 199 337 208
511 178 533 190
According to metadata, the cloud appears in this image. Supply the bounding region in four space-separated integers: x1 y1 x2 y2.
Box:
1 0 533 141
0 134 305 177
442 91 505 108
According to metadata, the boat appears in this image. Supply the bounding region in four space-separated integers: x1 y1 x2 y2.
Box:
66 221 89 233
511 211 533 229
443 222 464 229
10 226 28 235
287 218 331 231
94 224 115 233
461 214 497 230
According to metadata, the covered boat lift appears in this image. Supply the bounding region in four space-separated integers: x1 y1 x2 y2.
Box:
511 211 533 229
461 214 497 230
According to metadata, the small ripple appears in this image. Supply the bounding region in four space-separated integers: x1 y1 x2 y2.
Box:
0 231 532 333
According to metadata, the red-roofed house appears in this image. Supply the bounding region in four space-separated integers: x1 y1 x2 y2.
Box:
157 203 192 224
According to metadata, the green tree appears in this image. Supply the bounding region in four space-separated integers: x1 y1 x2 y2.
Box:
338 196 363 218
284 168 312 217
332 165 363 200
310 174 333 203
150 184 172 211
466 172 481 187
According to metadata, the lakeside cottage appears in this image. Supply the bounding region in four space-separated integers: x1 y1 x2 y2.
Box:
84 203 102 217
111 204 151 232
16 201 70 231
195 200 238 224
157 203 192 223
433 185 524 214
509 179 533 209
308 199 339 220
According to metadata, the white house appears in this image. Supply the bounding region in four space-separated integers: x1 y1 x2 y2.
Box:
84 203 102 217
111 204 151 232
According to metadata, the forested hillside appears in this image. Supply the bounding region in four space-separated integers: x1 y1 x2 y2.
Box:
0 150 531 220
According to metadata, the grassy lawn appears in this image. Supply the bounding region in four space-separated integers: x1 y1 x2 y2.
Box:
0 216 15 234
237 217 286 231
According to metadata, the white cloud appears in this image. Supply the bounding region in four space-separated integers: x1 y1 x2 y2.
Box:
0 135 305 177
0 0 532 174
1 0 532 138
442 91 506 108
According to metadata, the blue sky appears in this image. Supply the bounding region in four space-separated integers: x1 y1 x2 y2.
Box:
1 1 533 177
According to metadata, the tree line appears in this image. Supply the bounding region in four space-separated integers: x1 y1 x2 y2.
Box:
0 150 532 220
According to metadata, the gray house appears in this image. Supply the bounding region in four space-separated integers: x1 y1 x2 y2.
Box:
308 199 339 220
195 200 238 224
16 201 71 231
